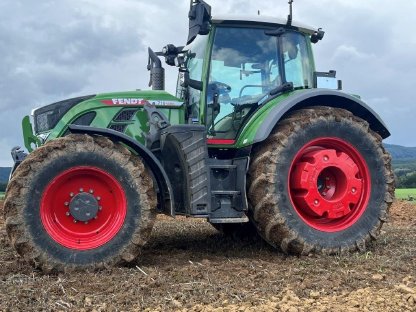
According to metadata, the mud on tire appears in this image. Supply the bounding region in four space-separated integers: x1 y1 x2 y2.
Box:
248 107 395 255
4 134 157 272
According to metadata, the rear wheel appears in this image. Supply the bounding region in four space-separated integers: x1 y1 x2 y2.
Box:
248 107 394 255
4 134 157 272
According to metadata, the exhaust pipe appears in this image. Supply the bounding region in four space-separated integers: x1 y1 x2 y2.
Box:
147 47 165 91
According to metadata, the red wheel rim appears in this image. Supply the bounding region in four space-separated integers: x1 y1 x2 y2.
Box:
41 166 127 250
288 138 371 232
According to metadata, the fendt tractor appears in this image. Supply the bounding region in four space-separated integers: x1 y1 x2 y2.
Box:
4 1 394 272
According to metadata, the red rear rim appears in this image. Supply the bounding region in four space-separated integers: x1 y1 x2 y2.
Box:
288 138 371 232
40 166 127 250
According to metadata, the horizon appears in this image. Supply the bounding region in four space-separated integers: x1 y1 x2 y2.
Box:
1 143 415 170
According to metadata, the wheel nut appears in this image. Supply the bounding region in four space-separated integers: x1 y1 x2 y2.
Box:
323 156 329 161
352 188 357 193
99 206 102 211
73 219 77 223
66 212 70 216
70 192 74 197
97 196 101 201
314 199 319 205
89 189 94 194
94 216 98 220
84 221 88 225
64 202 69 206
79 188 84 192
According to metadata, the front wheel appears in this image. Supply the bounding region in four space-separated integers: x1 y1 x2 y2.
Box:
248 107 394 255
4 134 157 272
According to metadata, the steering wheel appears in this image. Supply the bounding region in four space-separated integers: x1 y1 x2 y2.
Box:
207 81 232 108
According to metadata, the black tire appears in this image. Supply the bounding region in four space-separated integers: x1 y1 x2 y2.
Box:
4 134 157 272
248 107 394 255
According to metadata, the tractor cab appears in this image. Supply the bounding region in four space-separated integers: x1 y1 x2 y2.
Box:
156 0 325 143
183 18 316 141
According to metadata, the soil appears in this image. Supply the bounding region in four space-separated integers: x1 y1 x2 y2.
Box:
0 200 415 312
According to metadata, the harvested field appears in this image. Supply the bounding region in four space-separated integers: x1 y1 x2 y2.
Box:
0 200 415 311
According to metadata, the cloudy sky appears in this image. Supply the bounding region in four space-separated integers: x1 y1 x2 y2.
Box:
0 0 414 166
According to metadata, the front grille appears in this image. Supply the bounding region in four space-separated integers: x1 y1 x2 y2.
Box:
109 124 127 133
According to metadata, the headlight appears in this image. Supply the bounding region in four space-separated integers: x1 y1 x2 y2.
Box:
33 95 95 133
35 110 56 133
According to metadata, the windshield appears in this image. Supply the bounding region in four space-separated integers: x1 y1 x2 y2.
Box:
179 34 209 122
207 26 312 139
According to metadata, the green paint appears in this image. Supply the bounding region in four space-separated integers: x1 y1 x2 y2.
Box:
395 188 416 199
235 90 303 148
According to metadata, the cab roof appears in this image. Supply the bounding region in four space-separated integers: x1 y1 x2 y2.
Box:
212 15 317 35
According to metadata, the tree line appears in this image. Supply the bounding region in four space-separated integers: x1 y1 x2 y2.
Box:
396 172 416 188
0 182 6 192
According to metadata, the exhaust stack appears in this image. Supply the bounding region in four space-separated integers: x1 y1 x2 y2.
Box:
147 47 165 91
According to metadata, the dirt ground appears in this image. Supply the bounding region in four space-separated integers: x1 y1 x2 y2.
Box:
0 200 415 312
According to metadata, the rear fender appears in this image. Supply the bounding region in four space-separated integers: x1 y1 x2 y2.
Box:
68 125 174 216
253 89 390 144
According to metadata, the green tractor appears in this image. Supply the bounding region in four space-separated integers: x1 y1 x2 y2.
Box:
4 1 394 272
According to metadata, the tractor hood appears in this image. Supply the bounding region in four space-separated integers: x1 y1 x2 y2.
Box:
26 90 185 152
32 90 183 134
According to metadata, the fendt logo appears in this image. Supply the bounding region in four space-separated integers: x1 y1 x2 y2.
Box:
101 98 148 105
101 98 183 107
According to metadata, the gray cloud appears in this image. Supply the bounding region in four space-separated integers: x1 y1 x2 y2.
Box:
0 0 414 166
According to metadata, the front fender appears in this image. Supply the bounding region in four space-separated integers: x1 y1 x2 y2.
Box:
68 125 175 216
237 89 390 147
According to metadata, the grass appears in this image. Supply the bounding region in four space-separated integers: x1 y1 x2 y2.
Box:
0 192 4 200
395 188 416 199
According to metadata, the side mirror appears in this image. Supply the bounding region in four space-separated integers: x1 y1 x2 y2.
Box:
187 0 211 44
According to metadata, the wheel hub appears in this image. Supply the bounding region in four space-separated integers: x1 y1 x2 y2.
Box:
69 192 99 222
290 148 363 219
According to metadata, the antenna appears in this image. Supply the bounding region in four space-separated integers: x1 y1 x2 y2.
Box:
287 0 294 26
